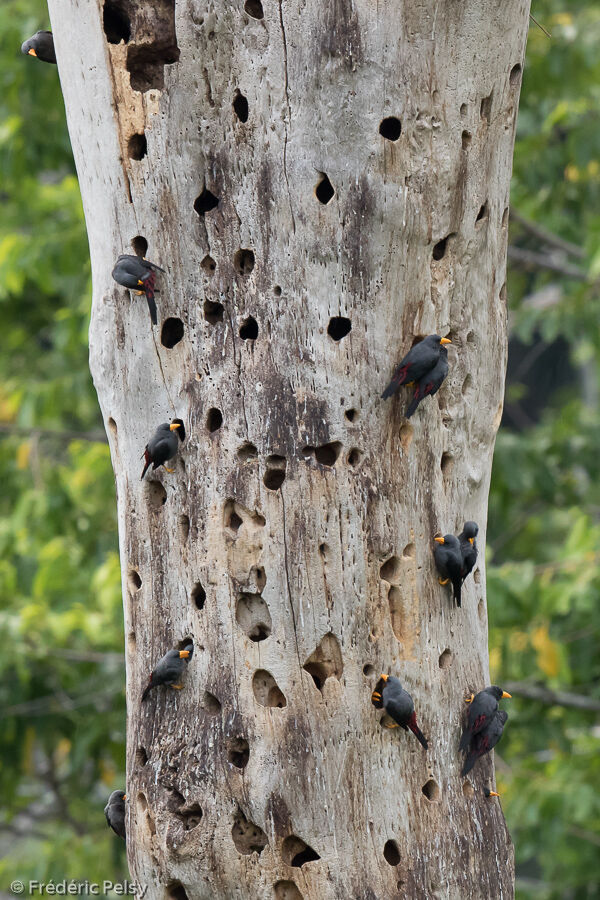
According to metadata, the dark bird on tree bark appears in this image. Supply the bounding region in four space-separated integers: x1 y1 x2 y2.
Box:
459 685 511 753
405 346 449 418
21 31 56 64
141 642 193 701
462 710 508 776
111 254 165 325
484 787 500 799
433 534 463 607
381 334 451 400
104 790 126 840
141 419 185 479
458 521 479 583
371 674 428 749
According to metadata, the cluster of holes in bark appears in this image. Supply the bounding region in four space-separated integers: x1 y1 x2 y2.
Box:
281 835 321 867
274 883 303 900
169 791 203 831
103 0 131 44
136 746 148 766
131 235 148 256
203 299 223 323
327 316 351 341
301 441 342 467
128 132 147 160
240 315 259 340
236 592 272 641
203 690 221 715
315 173 335 205
422 779 440 802
161 317 184 348
201 254 216 275
194 187 219 215
238 441 258 461
439 648 453 669
146 480 167 508
379 116 402 141
252 669 287 708
432 233 455 261
206 407 223 432
264 454 286 490
166 883 188 900
178 513 190 541
128 568 142 592
233 91 249 122
303 633 343 691
476 201 488 224
191 581 206 610
244 0 264 20
234 248 255 276
231 807 267 853
383 839 401 866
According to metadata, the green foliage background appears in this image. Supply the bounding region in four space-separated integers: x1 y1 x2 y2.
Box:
0 1 598 896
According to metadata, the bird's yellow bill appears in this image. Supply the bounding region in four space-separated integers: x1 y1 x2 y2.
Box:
435 536 445 544
502 691 512 699
469 537 474 544
179 650 190 658
440 337 452 345
170 422 181 430
488 790 500 797
28 48 37 56
123 794 127 800
380 673 389 682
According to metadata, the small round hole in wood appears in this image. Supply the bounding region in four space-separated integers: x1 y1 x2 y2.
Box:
161 318 184 348
234 248 255 276
146 480 167 508
192 582 206 610
438 648 453 669
227 737 250 769
233 91 249 122
422 779 440 802
203 299 223 323
315 173 335 205
194 188 219 215
206 407 223 433
128 569 142 592
240 316 259 340
244 0 264 19
379 117 402 141
238 442 258 461
383 840 401 866
327 316 351 341
128 133 147 160
201 255 216 275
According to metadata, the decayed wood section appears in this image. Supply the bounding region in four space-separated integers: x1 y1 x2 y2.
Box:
48 0 530 896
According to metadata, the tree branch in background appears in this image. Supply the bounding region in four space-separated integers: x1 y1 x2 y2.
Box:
504 681 600 712
510 209 585 259
529 14 552 39
508 246 590 281
0 423 107 443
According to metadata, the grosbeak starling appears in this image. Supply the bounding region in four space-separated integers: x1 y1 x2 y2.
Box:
433 534 463 607
21 31 56 64
458 521 478 582
141 642 193 701
141 419 185 479
462 710 508 776
371 674 428 749
104 790 126 840
405 346 449 418
459 685 511 752
382 334 451 400
112 254 165 325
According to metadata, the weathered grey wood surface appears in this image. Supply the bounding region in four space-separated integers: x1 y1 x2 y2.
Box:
48 1 530 897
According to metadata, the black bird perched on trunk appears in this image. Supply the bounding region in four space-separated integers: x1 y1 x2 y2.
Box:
141 418 184 479
141 642 193 701
434 534 463 607
371 674 428 749
382 334 451 400
458 521 478 583
405 346 449 418
111 254 165 325
21 31 56 64
462 710 508 776
484 787 500 799
104 790 126 840
459 685 511 752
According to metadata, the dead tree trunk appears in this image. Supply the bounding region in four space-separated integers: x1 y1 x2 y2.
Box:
49 1 529 896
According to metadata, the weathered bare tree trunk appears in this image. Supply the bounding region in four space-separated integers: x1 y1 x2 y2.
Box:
49 0 529 896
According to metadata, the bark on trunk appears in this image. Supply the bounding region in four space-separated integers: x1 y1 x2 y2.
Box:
48 1 529 897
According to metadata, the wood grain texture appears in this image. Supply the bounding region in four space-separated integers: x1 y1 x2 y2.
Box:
48 1 530 896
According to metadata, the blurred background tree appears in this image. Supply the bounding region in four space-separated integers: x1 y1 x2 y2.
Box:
0 0 597 896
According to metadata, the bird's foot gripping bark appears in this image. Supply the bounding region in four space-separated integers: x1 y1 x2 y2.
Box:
438 577 450 586
384 722 399 729
170 683 184 690
163 466 175 473
465 693 475 704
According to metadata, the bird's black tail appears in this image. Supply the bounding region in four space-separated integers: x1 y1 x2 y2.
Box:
461 752 477 776
459 729 471 752
144 272 158 324
409 722 429 750
141 681 154 702
452 576 462 608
